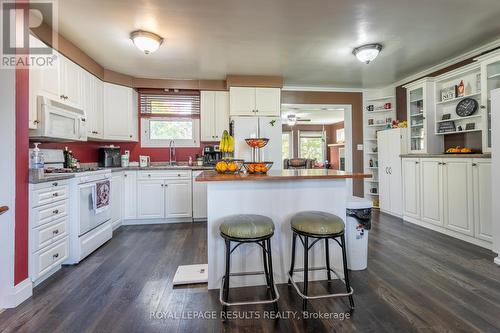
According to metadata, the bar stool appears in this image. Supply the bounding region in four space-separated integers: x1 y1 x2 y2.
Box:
287 211 354 311
219 214 279 316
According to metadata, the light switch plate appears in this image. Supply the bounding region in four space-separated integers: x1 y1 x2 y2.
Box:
357 144 364 151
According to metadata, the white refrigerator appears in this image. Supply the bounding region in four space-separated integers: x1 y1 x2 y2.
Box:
232 116 283 170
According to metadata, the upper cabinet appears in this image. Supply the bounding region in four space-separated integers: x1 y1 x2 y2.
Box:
229 87 281 117
201 91 229 141
82 71 104 139
103 82 138 141
404 78 443 154
59 56 83 109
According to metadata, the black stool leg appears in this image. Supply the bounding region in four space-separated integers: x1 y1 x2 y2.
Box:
302 235 309 312
222 239 231 316
266 238 279 313
262 241 271 289
325 238 332 281
288 232 297 285
340 234 354 309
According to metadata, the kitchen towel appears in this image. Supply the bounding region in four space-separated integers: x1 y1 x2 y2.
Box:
92 180 110 214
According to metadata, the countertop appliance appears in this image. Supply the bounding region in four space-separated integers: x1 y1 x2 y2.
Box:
203 146 221 165
98 146 121 167
232 116 282 169
29 95 87 141
139 155 151 168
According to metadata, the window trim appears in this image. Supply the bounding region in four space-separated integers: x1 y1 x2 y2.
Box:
298 130 326 162
140 117 200 148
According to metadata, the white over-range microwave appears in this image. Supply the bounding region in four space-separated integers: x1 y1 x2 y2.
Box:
29 95 87 141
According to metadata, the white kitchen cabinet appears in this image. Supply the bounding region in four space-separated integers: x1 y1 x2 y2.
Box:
165 181 193 218
402 158 421 220
473 159 492 242
103 82 138 141
83 72 104 139
137 180 165 219
420 158 443 226
201 91 229 141
60 56 83 109
229 87 281 116
442 159 474 236
377 128 407 217
123 171 137 220
110 172 123 230
192 171 207 220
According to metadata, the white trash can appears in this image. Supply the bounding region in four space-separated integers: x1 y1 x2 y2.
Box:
345 196 372 270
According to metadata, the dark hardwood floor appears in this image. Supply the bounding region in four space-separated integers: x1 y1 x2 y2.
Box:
1 212 500 333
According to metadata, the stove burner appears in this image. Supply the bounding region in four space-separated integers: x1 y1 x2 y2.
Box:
45 167 104 174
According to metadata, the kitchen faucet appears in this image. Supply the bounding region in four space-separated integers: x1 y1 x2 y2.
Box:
169 140 176 165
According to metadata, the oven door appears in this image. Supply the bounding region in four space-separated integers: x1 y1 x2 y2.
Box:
79 182 111 236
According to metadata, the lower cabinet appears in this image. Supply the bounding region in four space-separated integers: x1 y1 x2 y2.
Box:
165 181 193 218
192 171 208 220
137 180 165 219
110 172 123 230
123 171 137 220
402 157 492 248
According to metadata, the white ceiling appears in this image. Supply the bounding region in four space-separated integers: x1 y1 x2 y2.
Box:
281 104 345 125
53 0 500 87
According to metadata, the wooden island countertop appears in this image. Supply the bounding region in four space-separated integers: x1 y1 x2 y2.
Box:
196 169 372 182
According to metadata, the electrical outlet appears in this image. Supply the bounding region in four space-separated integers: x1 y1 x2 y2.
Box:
357 144 364 151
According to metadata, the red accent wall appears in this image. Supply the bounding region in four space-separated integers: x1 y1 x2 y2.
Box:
15 1 30 285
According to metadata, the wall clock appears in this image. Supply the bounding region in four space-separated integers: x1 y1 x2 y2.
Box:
456 98 478 117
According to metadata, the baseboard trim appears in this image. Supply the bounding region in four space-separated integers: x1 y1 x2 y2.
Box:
0 278 33 309
123 217 193 225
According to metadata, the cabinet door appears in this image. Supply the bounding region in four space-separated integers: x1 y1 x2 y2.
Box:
93 77 104 138
129 89 138 141
229 87 255 116
165 181 192 218
192 172 207 220
473 160 492 241
255 88 281 116
201 91 216 141
82 71 96 138
110 173 123 227
137 180 165 219
103 83 132 140
420 159 443 226
214 91 229 140
402 158 420 220
377 131 391 212
442 159 474 236
123 171 137 219
60 56 83 108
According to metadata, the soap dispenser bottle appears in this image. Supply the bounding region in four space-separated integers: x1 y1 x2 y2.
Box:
31 142 44 169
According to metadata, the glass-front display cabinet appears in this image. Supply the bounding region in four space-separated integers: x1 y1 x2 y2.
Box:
479 52 500 153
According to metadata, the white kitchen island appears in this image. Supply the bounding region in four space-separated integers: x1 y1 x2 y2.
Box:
196 169 371 290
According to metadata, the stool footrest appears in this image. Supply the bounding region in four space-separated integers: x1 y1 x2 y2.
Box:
219 273 280 307
288 267 354 301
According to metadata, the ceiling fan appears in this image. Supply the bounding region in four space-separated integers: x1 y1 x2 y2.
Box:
284 114 311 126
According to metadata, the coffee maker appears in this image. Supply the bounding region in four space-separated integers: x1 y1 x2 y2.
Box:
203 145 221 165
98 146 121 167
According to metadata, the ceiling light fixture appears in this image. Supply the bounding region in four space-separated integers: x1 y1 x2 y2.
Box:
287 114 297 126
352 43 382 64
130 30 164 54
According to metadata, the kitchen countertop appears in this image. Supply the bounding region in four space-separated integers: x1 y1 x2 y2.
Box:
30 165 215 183
400 153 491 158
196 169 372 182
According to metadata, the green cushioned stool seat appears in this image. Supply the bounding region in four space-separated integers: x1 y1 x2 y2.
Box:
291 211 345 235
220 214 275 239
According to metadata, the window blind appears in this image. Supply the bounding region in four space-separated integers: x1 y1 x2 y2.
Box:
140 92 200 115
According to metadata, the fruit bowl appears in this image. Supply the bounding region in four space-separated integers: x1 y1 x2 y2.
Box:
245 138 269 149
215 159 244 174
243 162 273 174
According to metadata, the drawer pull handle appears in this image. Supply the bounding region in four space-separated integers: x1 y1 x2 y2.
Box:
53 192 59 197
177 174 181 177
148 174 151 177
53 229 59 235
52 209 59 214
53 253 59 259
52 182 58 186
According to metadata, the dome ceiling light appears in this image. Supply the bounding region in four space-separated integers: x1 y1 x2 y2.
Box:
352 43 383 64
130 30 164 54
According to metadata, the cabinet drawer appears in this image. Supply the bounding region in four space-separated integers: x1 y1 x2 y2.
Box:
32 216 68 252
31 200 69 228
32 237 68 280
31 184 68 208
138 170 191 180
